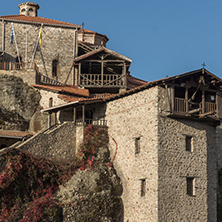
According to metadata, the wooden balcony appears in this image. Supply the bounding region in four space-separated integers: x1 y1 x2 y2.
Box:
174 97 217 117
174 97 186 113
75 118 107 126
79 73 125 88
204 102 217 113
0 61 35 70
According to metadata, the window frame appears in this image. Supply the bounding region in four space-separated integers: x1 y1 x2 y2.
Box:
135 137 141 154
52 59 58 77
140 178 146 197
187 177 195 196
185 135 193 152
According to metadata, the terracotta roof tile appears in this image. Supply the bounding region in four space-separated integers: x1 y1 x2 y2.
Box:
0 130 34 138
32 84 90 97
127 75 147 88
0 15 80 27
104 68 222 102
58 93 114 102
78 29 109 41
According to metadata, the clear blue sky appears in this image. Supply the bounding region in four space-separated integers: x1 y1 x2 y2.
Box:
1 0 222 81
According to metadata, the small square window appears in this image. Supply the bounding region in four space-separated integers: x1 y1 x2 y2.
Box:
140 179 146 197
135 137 140 154
186 135 193 152
187 177 195 196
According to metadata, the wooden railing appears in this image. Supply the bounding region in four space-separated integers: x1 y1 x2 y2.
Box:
205 102 217 113
37 72 63 86
0 62 35 70
75 118 107 126
174 97 186 113
174 97 217 115
80 73 125 87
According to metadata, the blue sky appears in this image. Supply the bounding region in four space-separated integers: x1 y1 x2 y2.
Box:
1 0 222 81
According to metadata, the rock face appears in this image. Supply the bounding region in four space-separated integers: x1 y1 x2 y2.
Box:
0 74 41 130
56 146 123 222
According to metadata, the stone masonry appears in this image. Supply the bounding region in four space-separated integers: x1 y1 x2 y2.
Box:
95 84 219 221
19 122 77 162
2 21 77 85
104 87 159 222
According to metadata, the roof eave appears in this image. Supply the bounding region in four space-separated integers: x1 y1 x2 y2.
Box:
74 47 132 63
0 17 81 29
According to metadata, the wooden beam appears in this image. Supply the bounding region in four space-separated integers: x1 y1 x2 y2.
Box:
216 92 219 118
82 60 125 63
48 112 52 128
185 87 188 113
171 86 175 112
123 62 126 88
202 90 205 114
165 84 172 112
188 108 201 114
199 110 215 118
82 104 85 123
73 107 76 123
101 59 104 86
78 63 81 86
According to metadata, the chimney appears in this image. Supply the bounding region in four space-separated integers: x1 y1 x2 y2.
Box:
18 2 40 17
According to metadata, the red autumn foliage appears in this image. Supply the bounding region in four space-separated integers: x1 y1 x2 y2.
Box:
0 125 109 221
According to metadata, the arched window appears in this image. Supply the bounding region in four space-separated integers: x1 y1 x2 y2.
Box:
29 8 34 12
21 8 26 12
52 59 58 77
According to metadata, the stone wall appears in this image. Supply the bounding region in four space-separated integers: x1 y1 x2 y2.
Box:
0 69 37 86
158 116 217 221
217 122 222 170
104 87 159 222
19 122 77 162
29 88 67 132
99 85 219 221
37 89 66 108
2 21 77 85
158 85 217 221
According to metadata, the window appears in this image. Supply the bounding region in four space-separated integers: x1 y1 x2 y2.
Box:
140 179 146 197
21 8 26 12
29 8 34 12
52 59 58 77
135 137 140 154
186 135 193 152
187 177 195 196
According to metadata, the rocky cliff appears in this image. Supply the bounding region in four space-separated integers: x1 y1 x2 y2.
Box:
56 146 122 222
0 125 122 221
0 74 41 130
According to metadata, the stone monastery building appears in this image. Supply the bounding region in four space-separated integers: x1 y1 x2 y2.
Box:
1 2 222 222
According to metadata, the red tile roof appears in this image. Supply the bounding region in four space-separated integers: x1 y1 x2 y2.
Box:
32 84 90 97
103 68 222 102
58 93 114 102
127 75 147 88
0 15 80 28
78 29 109 42
0 130 34 138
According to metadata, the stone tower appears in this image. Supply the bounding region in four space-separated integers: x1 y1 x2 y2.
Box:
18 2 40 17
